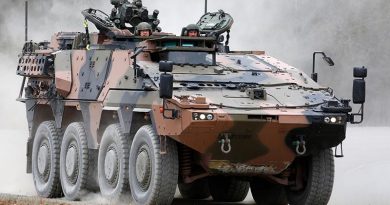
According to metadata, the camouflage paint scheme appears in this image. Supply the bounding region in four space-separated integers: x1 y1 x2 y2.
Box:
16 7 349 186
19 29 347 175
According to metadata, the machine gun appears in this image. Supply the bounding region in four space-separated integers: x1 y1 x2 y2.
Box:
110 0 161 33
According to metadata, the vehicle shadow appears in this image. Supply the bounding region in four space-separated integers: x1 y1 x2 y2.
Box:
172 198 256 205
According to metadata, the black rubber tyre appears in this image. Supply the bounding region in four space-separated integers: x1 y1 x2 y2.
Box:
98 124 129 200
209 176 249 202
250 178 288 205
178 178 211 199
286 148 334 205
32 121 63 198
129 125 178 205
60 122 89 200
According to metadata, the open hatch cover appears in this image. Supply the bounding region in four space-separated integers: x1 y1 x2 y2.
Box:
197 10 234 36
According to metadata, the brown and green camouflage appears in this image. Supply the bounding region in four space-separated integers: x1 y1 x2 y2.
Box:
17 30 347 175
16 3 366 204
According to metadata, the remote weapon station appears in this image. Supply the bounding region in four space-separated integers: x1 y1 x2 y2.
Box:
16 0 367 204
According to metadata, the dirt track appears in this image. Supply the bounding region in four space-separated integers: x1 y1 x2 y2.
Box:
0 194 98 205
0 193 256 205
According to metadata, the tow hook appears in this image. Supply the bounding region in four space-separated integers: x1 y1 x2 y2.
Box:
219 134 232 154
293 136 307 156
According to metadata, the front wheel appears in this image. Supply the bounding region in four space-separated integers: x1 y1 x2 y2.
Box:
209 176 249 202
250 178 288 205
128 125 178 205
286 148 334 205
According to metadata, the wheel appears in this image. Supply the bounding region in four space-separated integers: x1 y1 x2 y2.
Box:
250 178 288 205
32 121 63 198
60 122 89 200
178 178 210 199
286 148 334 205
129 125 178 205
209 176 249 202
98 124 129 200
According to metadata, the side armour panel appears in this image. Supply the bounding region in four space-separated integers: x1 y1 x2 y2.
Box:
54 51 72 97
78 50 112 100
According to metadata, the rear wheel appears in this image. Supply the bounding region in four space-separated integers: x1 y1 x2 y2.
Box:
128 125 178 205
178 178 210 199
32 121 63 198
250 178 288 205
60 122 89 200
209 176 249 202
98 124 129 200
286 148 334 205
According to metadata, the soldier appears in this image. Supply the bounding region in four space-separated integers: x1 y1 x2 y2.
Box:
133 0 143 8
185 24 200 37
136 22 152 37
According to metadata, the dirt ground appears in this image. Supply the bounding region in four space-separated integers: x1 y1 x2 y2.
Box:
0 194 94 205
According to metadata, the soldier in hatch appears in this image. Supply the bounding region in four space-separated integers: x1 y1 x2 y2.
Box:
185 24 200 37
136 22 152 37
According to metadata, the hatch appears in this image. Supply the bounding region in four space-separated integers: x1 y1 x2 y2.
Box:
197 10 234 36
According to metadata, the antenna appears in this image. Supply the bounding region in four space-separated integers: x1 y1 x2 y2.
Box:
19 1 29 100
205 0 208 14
25 1 28 42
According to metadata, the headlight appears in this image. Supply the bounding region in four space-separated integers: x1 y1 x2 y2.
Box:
324 116 344 124
324 117 330 123
193 113 214 121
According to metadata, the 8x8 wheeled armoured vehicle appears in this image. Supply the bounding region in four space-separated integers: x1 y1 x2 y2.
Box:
16 0 367 204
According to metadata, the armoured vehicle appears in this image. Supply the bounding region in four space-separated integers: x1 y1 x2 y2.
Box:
16 0 367 204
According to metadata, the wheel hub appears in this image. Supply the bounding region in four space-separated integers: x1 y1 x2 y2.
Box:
135 146 151 191
65 145 78 179
104 148 118 183
37 144 49 175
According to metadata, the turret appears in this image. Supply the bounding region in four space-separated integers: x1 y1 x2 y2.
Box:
109 0 161 33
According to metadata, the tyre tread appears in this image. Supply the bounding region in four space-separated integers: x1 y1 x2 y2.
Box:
60 122 89 200
129 125 178 205
287 148 334 205
37 121 63 198
98 123 129 199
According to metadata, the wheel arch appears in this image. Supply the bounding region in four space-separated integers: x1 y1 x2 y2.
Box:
26 101 55 173
27 101 95 173
116 107 154 137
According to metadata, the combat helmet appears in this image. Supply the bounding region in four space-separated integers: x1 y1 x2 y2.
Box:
186 24 200 32
135 22 152 36
182 24 200 36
